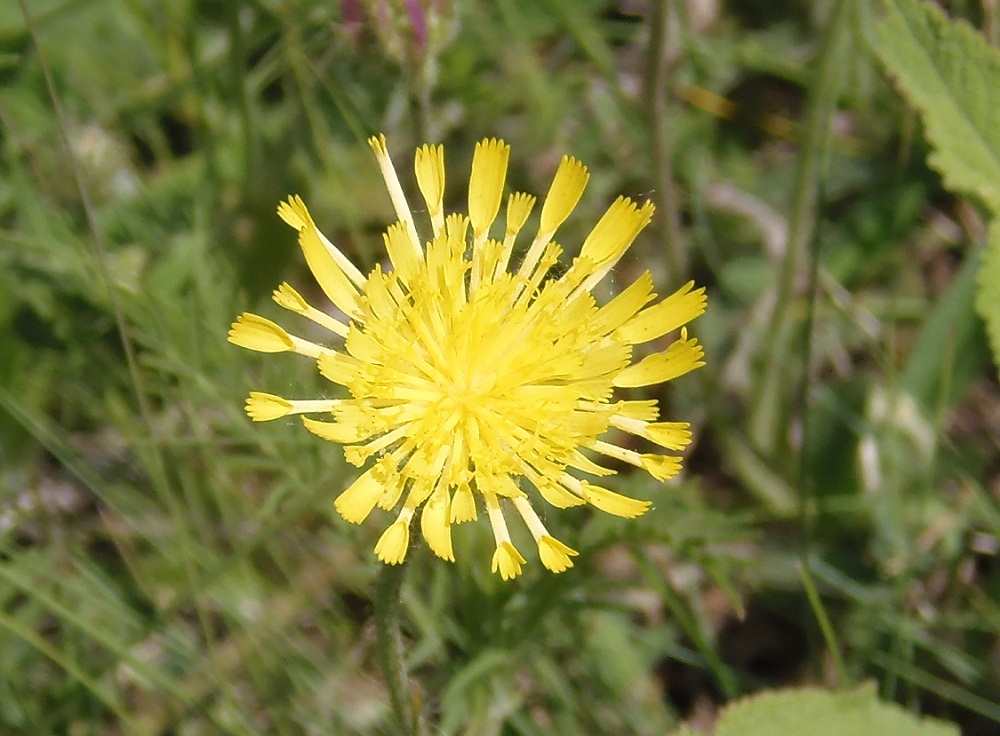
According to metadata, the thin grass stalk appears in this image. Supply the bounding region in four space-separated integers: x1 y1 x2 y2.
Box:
793 172 834 682
798 560 849 687
644 0 686 281
227 0 257 176
632 547 739 699
869 650 1000 723
16 0 162 513
18 0 235 718
748 0 852 455
0 609 135 728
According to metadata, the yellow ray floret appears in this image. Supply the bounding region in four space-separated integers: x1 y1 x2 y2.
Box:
580 197 655 269
539 155 590 236
485 492 525 580
581 484 652 518
506 192 536 237
301 416 371 444
335 467 383 524
513 496 579 573
375 508 412 564
613 329 705 388
228 313 326 358
245 392 341 421
468 138 510 240
230 134 707 579
609 415 693 451
272 282 349 337
414 144 446 235
383 222 422 283
298 220 361 317
369 135 422 256
420 484 454 561
245 392 292 421
617 281 708 344
228 313 293 353
493 542 527 581
279 196 366 286
450 486 477 523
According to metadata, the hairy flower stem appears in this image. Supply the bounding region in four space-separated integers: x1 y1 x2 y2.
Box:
375 561 418 735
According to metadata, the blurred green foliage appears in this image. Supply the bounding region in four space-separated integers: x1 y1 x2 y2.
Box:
1 0 998 734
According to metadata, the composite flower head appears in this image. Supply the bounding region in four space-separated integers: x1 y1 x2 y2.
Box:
229 135 707 580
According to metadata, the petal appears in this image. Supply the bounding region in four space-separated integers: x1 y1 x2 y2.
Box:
536 481 587 509
272 283 349 338
374 508 413 564
580 484 651 518
414 143 445 228
450 487 478 522
491 541 526 580
246 394 342 422
271 282 309 313
299 221 361 317
495 192 537 279
369 134 422 255
318 351 363 386
376 465 406 509
277 196 307 230
538 536 578 573
566 450 617 477
538 155 589 236
278 196 366 285
420 486 454 561
302 416 369 444
610 399 660 422
505 192 536 237
579 197 655 268
588 271 656 336
609 416 692 451
383 221 422 282
228 313 293 353
641 454 681 481
613 331 705 388
511 496 579 574
644 422 692 451
468 138 510 238
616 281 707 344
334 468 383 524
245 392 292 421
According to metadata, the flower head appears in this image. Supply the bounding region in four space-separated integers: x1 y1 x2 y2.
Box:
229 135 707 580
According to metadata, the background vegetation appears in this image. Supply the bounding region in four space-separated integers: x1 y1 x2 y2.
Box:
1 0 998 733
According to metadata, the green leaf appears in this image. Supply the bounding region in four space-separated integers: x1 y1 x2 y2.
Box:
977 221 1000 376
670 683 958 736
902 246 989 410
873 0 1000 210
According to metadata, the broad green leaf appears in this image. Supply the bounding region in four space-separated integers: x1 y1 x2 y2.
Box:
671 683 958 736
977 221 1000 375
874 0 1000 210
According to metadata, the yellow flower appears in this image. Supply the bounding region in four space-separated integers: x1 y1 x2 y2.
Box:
229 135 707 580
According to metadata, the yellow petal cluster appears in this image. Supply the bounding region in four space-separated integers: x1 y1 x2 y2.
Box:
229 135 707 579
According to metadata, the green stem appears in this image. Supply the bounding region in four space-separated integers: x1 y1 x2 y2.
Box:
798 560 849 687
375 561 418 735
633 548 739 699
748 0 852 455
644 0 686 281
18 0 232 715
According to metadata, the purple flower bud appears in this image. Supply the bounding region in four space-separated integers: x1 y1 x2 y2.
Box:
405 0 427 50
